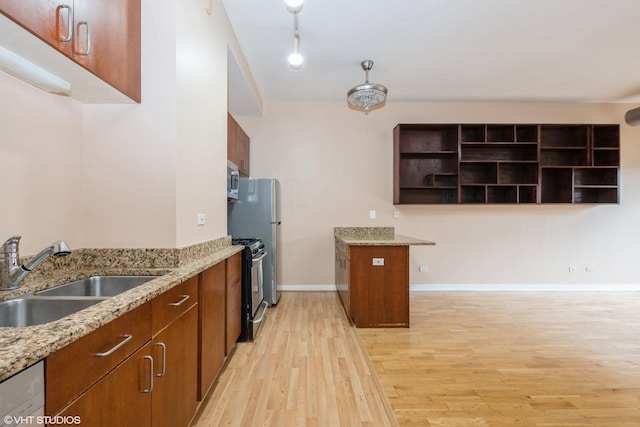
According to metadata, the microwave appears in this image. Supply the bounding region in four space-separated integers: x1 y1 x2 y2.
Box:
227 160 239 201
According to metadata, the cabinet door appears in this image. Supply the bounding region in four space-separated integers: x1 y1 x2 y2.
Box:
57 343 153 427
198 262 226 400
46 302 152 415
152 306 198 427
349 246 409 328
72 0 141 101
226 252 242 355
227 113 238 166
236 125 251 176
0 0 73 56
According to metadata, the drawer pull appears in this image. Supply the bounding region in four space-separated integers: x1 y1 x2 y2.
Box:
95 334 133 357
168 294 190 307
141 355 154 393
154 342 167 377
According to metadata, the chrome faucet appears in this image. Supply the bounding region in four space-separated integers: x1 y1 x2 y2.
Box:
0 235 71 291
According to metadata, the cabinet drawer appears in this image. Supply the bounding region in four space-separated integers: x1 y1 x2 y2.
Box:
46 301 152 415
152 276 198 335
57 342 153 424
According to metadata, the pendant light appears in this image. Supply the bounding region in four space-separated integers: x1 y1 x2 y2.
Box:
347 60 388 111
286 0 303 70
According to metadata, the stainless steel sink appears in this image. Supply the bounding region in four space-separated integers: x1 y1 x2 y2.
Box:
35 275 159 298
0 297 103 327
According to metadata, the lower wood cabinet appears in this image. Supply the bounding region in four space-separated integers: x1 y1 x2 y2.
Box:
336 243 409 328
198 262 226 400
45 301 152 416
225 252 242 355
56 343 153 426
45 277 199 427
151 277 199 427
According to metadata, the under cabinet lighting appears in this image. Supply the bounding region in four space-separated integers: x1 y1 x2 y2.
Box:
0 46 71 96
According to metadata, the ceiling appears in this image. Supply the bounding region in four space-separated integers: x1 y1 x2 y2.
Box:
222 0 640 112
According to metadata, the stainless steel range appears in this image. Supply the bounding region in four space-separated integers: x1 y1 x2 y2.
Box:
232 237 268 341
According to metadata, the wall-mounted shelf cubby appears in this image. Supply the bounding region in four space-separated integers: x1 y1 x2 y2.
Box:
393 123 620 205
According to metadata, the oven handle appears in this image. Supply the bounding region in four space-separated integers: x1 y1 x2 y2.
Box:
250 301 269 324
252 251 268 263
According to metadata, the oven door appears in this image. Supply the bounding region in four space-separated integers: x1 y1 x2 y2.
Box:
250 250 268 327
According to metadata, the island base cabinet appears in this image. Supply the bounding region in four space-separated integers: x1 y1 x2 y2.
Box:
343 245 410 328
56 343 153 427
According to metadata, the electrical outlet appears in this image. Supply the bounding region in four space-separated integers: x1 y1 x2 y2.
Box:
372 258 384 266
419 266 429 272
369 210 377 219
197 213 206 225
393 210 400 219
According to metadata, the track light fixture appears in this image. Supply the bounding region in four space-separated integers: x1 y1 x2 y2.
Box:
286 0 303 70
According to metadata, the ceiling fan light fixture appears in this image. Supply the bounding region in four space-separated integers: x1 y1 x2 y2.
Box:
347 60 387 111
625 106 640 126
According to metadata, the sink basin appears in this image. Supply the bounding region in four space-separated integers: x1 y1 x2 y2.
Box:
35 275 159 298
0 297 103 327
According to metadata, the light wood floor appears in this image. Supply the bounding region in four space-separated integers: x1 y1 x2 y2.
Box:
191 291 397 427
193 291 640 427
358 292 640 427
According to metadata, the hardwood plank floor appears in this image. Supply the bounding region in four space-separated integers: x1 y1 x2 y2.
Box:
191 292 397 427
357 292 640 427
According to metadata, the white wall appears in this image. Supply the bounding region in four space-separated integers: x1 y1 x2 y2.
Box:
1 0 256 253
0 72 83 255
244 101 640 287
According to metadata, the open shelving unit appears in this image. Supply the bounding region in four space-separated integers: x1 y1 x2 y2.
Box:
393 123 620 205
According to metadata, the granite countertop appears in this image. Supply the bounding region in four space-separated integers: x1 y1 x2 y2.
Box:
0 237 244 382
334 227 435 246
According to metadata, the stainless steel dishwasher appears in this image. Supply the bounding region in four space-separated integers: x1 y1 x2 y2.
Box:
0 361 44 427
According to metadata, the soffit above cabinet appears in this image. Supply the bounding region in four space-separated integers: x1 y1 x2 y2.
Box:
0 14 134 103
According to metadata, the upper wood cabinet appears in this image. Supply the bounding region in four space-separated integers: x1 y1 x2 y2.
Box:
393 123 620 205
0 0 141 102
228 113 251 176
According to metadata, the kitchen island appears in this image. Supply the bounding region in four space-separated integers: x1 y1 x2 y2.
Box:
335 227 434 328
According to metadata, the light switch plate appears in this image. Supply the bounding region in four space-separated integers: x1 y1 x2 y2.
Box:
369 210 376 219
197 213 206 225
372 258 384 266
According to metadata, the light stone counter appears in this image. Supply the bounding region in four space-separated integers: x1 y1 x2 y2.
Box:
334 227 435 246
0 237 244 382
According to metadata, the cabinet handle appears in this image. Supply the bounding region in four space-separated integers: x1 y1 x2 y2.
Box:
76 21 91 56
154 342 167 377
168 294 190 306
95 334 132 357
141 355 154 393
250 301 269 325
56 5 72 42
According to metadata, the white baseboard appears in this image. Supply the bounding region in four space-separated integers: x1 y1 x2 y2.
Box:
410 283 640 291
279 284 337 291
278 284 640 292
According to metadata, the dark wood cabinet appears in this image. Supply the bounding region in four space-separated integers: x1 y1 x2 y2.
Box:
227 113 251 176
335 242 409 328
198 262 226 400
0 0 141 101
394 123 620 205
